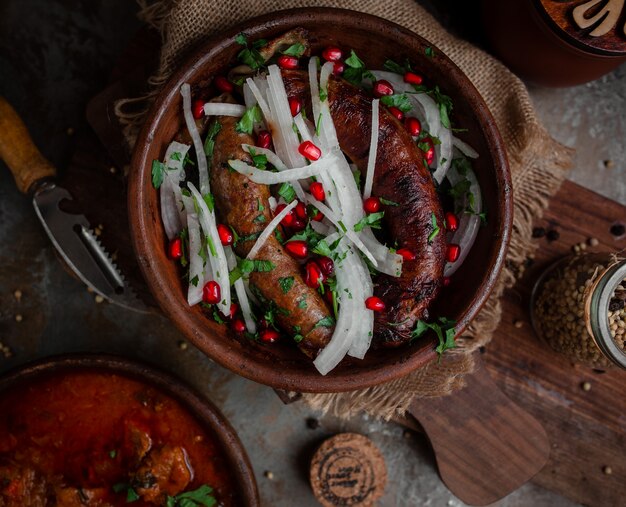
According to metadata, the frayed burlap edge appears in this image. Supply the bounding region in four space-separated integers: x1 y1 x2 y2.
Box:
117 0 573 421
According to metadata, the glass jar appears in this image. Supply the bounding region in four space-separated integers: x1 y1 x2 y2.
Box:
531 253 626 369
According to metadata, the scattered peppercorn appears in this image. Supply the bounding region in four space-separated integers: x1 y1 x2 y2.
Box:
610 223 625 237
546 229 560 242
306 417 320 430
532 227 546 238
588 237 599 247
602 466 612 475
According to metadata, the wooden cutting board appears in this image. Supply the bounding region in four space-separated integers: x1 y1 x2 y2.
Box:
71 27 626 507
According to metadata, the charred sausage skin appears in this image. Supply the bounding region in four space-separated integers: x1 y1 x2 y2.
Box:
282 71 446 346
209 116 333 356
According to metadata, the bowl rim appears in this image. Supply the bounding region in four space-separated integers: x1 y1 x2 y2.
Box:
0 354 260 507
128 7 513 393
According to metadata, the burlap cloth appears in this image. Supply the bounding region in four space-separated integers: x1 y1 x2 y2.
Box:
118 0 573 420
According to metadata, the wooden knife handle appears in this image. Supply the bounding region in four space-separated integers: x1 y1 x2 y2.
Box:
0 96 56 194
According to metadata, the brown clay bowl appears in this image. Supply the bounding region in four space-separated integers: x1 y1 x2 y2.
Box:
129 8 512 393
0 355 260 506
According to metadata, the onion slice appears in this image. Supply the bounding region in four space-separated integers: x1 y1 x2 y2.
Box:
362 99 380 199
180 83 210 195
247 200 297 260
225 247 257 334
228 156 331 185
203 103 246 117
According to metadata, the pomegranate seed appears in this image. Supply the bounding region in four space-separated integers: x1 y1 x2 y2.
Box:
229 302 239 319
202 281 221 305
365 296 386 312
289 97 302 116
260 329 280 343
442 276 451 287
308 206 323 221
322 46 343 62
275 203 295 227
168 238 182 260
278 55 299 70
446 244 461 263
373 80 394 98
445 212 459 232
310 181 325 201
231 319 246 333
290 218 307 232
332 61 345 76
192 99 204 119
285 240 308 259
299 141 321 161
217 223 234 246
304 261 325 289
317 256 334 277
405 117 422 137
388 106 404 121
403 71 423 85
363 196 381 214
294 201 308 219
214 75 233 93
396 248 416 261
256 130 272 149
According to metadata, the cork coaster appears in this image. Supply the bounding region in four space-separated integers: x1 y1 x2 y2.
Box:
310 433 387 506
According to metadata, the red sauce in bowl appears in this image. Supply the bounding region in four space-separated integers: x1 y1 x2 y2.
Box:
0 370 237 506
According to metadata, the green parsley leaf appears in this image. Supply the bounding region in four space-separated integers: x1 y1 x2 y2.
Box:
313 316 335 329
203 193 215 212
425 47 435 58
293 334 304 343
451 155 471 176
298 298 307 309
166 484 217 507
170 151 182 162
379 197 399 206
235 33 247 46
203 120 222 158
319 87 328 102
151 160 165 189
428 213 440 243
354 211 385 232
315 112 323 136
282 43 306 57
236 105 262 135
257 198 265 211
212 309 226 324
383 59 405 74
190 275 199 287
410 317 456 359
109 450 117 459
278 276 295 294
238 47 265 70
248 147 268 170
312 239 332 258
380 93 413 113
353 169 362 190
448 178 471 200
345 50 364 69
252 213 266 224
278 182 296 203
206 236 217 257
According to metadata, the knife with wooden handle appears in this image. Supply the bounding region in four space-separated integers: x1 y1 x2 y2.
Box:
0 96 147 313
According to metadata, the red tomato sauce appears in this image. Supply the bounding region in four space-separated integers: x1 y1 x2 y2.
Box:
0 370 238 506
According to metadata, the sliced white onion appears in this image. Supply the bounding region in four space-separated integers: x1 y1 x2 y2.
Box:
246 77 271 121
203 103 246 117
246 200 297 260
225 247 257 334
182 209 204 306
452 136 479 159
163 141 190 180
347 248 375 359
180 83 210 195
360 228 403 277
228 156 330 185
187 182 231 316
310 220 331 235
444 162 482 277
363 99 379 200
160 177 183 240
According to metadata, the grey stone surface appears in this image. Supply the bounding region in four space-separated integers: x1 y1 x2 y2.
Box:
2 1 624 506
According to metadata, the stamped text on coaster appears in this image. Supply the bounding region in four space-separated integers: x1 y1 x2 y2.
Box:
310 433 387 506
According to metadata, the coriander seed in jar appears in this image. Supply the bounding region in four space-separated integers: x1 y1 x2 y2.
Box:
531 253 626 370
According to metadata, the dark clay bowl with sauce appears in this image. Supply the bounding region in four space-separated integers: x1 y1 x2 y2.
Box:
0 355 259 506
128 8 512 393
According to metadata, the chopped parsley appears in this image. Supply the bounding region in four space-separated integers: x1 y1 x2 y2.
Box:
203 193 215 212
112 483 140 503
252 213 266 224
354 211 384 232
297 298 308 309
342 50 372 86
319 87 328 102
380 197 399 206
425 47 435 58
313 316 335 329
278 276 295 294
411 317 456 359
203 121 222 158
109 450 117 459
236 104 262 135
256 198 265 211
151 160 165 189
229 258 275 284
166 484 217 507
235 33 266 70
212 309 226 324
380 93 412 113
428 213 440 243
170 151 182 162
248 148 268 170
315 112 323 136
383 58 408 74
282 43 306 57
189 275 200 287
278 182 296 203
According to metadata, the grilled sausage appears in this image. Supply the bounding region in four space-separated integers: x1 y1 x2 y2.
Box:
209 116 334 356
282 71 446 346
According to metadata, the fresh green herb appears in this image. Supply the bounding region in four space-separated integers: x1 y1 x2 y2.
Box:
229 258 276 284
109 450 117 459
319 87 328 102
235 33 266 70
278 182 297 203
451 155 471 176
312 239 332 258
203 193 215 212
206 236 217 257
278 276 295 294
353 169 362 190
166 484 217 507
383 58 406 74
298 298 307 309
293 334 304 343
170 151 182 162
288 223 325 248
315 113 323 136
190 275 199 287
363 70 377 81
313 316 335 329
282 43 306 57
428 213 440 243
203 121 222 158
235 33 248 46
151 160 165 189
248 148 268 170
345 50 364 68
338 220 347 233
252 213 266 224
425 47 435 58
179 228 189 267
429 85 453 129
112 483 140 503
380 93 413 113
257 198 265 212
448 178 471 200
236 105 262 135
380 197 399 206
354 211 384 232
212 309 226 324
411 317 456 359
233 231 261 247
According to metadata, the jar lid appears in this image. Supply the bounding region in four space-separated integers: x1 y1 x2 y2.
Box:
535 0 626 56
587 259 626 369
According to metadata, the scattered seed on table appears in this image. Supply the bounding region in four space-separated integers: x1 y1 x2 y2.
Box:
588 237 599 247
532 227 546 238
264 471 274 480
603 160 614 169
178 341 188 351
94 295 104 304
13 289 22 301
581 381 591 392
14 314 23 323
602 465 612 475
